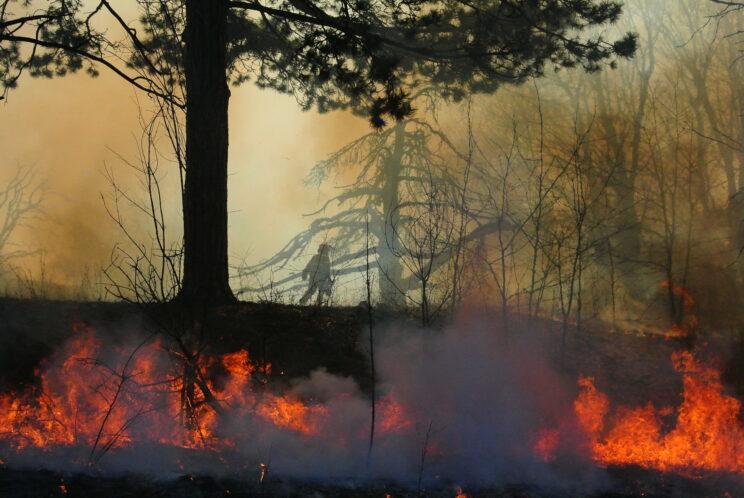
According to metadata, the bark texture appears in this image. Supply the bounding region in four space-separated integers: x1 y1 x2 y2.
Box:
180 0 235 305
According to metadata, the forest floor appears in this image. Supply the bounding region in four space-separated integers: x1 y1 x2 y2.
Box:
0 298 742 497
0 297 720 403
0 298 370 393
0 464 742 497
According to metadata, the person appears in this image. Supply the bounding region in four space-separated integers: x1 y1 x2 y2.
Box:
299 243 333 305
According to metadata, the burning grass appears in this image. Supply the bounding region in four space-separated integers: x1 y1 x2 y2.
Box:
0 310 743 496
537 351 744 478
0 324 340 456
578 351 744 475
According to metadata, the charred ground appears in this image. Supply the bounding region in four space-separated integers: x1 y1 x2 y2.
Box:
0 297 729 403
1 466 743 498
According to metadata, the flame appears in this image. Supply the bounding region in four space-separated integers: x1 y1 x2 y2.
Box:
574 376 609 438
454 487 469 498
257 395 327 435
221 350 256 378
573 352 744 475
659 280 698 339
11 319 743 483
378 395 413 434
660 280 695 308
0 324 319 454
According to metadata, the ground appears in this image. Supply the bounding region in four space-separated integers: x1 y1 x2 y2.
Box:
0 298 742 497
0 297 707 404
0 298 370 393
0 466 742 497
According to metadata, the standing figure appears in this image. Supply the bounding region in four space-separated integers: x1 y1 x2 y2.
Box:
300 243 333 305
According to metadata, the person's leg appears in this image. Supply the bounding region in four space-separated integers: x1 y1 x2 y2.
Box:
317 282 331 306
300 283 317 305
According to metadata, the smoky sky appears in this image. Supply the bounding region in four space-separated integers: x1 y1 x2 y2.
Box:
0 66 368 287
0 0 727 291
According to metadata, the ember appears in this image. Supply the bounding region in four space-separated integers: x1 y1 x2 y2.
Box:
378 395 413 434
532 428 560 462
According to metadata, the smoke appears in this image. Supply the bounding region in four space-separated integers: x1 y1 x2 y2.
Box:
0 72 139 286
0 310 608 494
0 65 370 291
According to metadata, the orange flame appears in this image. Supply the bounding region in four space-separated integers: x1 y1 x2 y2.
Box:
659 280 698 339
574 352 744 475
257 395 327 435
0 325 322 454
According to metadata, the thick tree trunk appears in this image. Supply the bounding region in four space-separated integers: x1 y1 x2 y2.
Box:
179 0 236 305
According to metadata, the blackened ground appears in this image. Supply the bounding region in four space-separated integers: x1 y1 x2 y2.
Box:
0 297 740 408
0 298 371 393
0 466 742 497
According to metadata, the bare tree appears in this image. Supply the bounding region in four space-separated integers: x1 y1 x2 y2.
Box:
99 96 229 438
0 165 43 270
238 99 467 308
388 163 458 325
101 102 183 304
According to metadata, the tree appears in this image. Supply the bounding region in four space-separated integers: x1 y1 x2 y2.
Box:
238 102 514 309
0 166 43 269
239 102 466 307
388 160 458 324
1 0 636 305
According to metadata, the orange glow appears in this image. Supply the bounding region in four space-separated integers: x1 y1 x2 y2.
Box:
574 376 609 439
454 487 469 498
532 428 560 462
0 324 319 453
660 280 694 308
222 350 256 378
663 325 688 339
573 352 744 475
659 280 698 339
378 395 413 434
257 395 327 435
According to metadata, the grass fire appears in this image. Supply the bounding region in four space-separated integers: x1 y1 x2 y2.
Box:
3 0 744 496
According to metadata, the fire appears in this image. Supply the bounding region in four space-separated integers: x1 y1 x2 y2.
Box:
659 280 698 339
0 324 320 456
574 376 609 438
532 427 560 462
257 395 327 435
378 395 413 434
12 318 743 484
573 351 744 475
221 350 256 378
